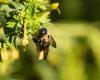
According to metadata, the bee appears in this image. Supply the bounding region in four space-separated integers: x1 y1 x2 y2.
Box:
32 28 56 60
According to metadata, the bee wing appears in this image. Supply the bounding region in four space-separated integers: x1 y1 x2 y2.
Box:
50 35 57 48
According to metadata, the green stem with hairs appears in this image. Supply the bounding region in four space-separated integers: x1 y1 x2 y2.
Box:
23 19 28 40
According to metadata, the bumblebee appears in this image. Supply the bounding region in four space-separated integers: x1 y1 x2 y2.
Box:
32 28 56 60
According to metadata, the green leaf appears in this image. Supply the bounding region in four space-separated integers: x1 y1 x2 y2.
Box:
40 5 46 10
26 3 34 17
10 0 25 10
0 4 12 17
0 15 6 27
7 22 16 28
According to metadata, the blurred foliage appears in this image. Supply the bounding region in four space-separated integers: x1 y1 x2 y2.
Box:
0 0 10 3
51 0 100 21
48 22 100 80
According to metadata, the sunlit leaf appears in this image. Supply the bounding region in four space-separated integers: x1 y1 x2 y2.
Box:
10 0 25 10
7 22 16 28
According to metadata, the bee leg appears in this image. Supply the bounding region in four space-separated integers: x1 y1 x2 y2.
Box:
38 50 44 60
43 48 49 60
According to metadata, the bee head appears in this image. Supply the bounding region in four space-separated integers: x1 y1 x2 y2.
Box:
39 28 47 37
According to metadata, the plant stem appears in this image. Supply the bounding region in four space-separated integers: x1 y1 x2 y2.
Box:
23 19 28 39
22 18 29 46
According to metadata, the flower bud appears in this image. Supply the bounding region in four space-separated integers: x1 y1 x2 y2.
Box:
50 3 59 10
